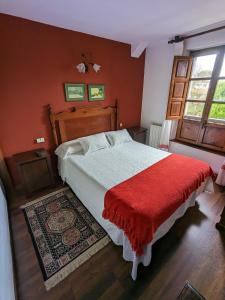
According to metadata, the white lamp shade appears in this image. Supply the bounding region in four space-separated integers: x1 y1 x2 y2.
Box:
93 64 101 72
76 63 86 73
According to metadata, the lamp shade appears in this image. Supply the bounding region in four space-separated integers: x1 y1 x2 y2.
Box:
76 63 86 73
93 64 101 73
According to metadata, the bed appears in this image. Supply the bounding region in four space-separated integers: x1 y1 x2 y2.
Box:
49 104 213 279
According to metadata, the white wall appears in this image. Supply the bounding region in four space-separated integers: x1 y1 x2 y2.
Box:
185 28 225 51
141 30 225 170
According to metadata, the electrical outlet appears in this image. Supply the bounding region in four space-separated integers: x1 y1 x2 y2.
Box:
36 137 45 143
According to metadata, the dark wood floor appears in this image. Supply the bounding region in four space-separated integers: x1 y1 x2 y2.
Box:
10 185 225 300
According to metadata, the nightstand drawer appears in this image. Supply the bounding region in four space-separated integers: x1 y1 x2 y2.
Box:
128 127 147 144
133 131 146 144
21 158 52 194
14 148 54 196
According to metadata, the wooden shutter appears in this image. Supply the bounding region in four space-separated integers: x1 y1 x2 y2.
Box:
166 56 193 120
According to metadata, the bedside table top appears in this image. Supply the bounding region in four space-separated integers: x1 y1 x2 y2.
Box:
14 148 48 165
128 126 147 134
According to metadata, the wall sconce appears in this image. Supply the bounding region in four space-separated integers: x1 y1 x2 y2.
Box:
76 53 101 73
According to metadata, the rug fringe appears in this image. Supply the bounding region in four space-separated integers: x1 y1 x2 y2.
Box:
20 187 69 209
45 236 111 291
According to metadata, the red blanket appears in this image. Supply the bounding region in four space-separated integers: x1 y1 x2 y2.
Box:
102 154 213 256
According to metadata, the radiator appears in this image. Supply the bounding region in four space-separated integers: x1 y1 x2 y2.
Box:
149 123 162 148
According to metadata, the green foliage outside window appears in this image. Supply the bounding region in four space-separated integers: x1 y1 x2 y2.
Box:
214 80 225 101
209 104 225 120
186 77 225 120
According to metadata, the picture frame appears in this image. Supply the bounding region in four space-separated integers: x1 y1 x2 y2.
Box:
64 83 85 102
88 84 105 101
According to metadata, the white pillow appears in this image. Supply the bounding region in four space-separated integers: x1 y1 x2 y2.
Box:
79 132 110 155
105 129 133 146
55 139 83 159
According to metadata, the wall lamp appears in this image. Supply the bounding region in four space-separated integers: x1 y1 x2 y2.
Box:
76 53 101 73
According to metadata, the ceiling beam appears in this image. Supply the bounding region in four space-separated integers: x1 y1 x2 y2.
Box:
131 42 149 58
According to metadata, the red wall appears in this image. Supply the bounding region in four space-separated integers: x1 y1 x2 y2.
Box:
0 14 145 178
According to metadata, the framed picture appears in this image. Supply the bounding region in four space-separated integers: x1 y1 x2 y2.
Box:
64 83 85 101
88 84 105 101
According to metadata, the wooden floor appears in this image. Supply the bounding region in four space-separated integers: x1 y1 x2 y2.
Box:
10 185 225 300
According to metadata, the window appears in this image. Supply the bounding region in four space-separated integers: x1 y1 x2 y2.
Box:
184 51 225 124
166 47 225 153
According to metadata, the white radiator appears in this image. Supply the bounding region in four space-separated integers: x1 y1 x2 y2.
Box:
149 123 162 148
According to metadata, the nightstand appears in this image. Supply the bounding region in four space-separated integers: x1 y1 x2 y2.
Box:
128 127 147 144
14 148 54 196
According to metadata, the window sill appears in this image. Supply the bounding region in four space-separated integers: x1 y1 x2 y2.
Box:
170 139 225 157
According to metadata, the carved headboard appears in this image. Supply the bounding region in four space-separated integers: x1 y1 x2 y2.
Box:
49 103 118 146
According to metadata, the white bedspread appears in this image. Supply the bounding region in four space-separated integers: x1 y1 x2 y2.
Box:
62 141 170 189
57 141 209 279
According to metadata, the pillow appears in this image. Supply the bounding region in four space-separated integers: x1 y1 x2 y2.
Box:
79 132 110 155
55 139 83 159
105 129 133 146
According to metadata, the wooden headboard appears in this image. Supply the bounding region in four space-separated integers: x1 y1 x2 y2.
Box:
49 103 118 146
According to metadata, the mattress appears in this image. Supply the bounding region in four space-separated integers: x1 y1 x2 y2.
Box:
57 141 209 279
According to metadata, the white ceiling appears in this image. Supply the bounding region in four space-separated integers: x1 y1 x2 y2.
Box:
1 0 225 45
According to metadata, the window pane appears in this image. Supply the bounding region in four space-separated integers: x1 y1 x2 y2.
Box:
220 55 225 76
191 54 216 78
208 103 225 122
187 80 210 100
184 102 205 118
213 79 225 102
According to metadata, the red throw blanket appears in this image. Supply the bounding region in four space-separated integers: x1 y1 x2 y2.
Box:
102 154 213 256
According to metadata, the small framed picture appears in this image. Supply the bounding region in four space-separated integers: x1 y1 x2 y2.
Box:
64 83 85 101
88 84 105 101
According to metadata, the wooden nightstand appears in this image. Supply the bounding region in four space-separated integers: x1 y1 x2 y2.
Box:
14 148 54 196
128 127 147 144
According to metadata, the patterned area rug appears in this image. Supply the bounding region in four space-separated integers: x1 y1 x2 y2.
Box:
22 187 110 290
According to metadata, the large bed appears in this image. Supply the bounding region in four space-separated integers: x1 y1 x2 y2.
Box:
49 104 213 279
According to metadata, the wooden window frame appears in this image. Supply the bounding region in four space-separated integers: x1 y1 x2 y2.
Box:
174 46 225 153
